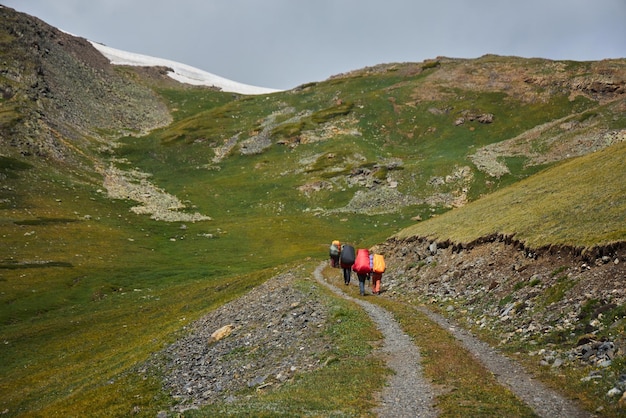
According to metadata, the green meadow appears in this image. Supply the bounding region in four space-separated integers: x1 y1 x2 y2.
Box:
1 55 625 415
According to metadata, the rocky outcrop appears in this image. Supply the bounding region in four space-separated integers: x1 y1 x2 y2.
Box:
0 6 172 164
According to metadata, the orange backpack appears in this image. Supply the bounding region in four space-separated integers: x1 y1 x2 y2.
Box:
372 254 386 273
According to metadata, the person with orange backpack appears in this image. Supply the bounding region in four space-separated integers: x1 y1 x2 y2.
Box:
371 253 385 295
353 248 372 296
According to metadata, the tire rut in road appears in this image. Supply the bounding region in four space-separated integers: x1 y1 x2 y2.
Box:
315 262 592 417
417 307 592 418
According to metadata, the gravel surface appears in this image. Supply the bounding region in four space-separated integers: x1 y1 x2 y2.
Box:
418 307 592 418
313 263 439 418
152 271 332 413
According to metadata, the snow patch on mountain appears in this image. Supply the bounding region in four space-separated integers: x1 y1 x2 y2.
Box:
89 41 281 95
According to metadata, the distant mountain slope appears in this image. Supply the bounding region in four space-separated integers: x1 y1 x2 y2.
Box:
0 5 172 164
0 5 276 169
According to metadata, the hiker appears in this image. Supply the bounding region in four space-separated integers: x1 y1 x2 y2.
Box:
356 272 369 296
329 240 341 268
371 253 385 295
339 244 355 285
353 248 372 296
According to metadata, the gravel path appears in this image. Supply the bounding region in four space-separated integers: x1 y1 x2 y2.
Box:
418 307 592 418
315 262 592 418
313 263 438 418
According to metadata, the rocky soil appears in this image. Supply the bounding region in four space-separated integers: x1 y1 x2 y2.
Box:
146 262 440 417
374 236 626 411
143 271 333 413
0 6 171 163
101 163 212 222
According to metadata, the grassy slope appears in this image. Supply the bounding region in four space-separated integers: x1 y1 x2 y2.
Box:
1 55 626 416
395 140 626 249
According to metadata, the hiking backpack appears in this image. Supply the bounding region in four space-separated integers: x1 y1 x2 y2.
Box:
329 240 341 257
353 249 372 274
340 244 355 266
372 254 386 274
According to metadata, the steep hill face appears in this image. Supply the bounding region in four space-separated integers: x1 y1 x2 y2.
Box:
0 6 171 166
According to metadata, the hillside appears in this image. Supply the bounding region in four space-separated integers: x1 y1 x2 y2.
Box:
1 5 625 416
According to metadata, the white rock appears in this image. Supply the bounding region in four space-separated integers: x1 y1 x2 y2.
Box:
607 387 623 397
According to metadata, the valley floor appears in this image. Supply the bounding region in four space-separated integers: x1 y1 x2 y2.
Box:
149 258 599 416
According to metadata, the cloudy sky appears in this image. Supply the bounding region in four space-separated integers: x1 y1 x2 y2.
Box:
2 0 626 90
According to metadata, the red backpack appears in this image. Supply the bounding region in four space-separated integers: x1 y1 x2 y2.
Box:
353 249 372 274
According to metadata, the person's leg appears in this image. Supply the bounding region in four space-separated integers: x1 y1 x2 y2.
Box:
372 273 381 294
358 274 365 295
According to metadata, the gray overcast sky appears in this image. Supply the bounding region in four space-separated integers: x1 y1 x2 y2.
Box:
2 0 626 90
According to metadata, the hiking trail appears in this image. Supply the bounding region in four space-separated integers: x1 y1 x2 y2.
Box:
314 263 438 417
314 262 592 418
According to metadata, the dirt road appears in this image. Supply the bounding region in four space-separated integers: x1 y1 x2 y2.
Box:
314 262 591 418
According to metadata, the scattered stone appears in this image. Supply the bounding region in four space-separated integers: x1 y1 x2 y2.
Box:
608 387 623 397
477 113 494 124
551 358 564 368
102 165 211 222
209 324 234 343
144 272 330 412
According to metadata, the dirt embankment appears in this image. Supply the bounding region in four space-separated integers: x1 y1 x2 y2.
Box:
374 235 626 408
